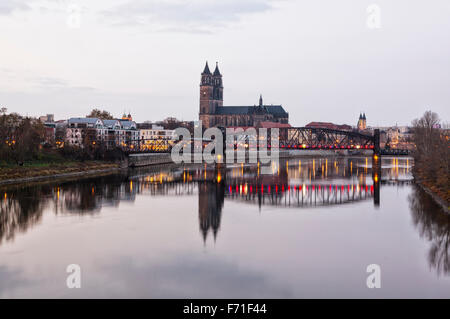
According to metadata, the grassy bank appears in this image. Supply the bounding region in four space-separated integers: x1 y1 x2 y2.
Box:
0 151 119 182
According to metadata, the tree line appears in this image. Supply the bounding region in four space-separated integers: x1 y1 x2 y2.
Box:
412 111 449 203
0 108 45 165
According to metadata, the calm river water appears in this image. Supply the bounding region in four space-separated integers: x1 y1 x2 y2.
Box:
0 156 449 298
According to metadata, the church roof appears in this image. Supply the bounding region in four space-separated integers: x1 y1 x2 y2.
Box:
214 105 288 116
258 122 292 128
215 106 252 115
202 61 211 75
266 105 288 116
213 62 221 76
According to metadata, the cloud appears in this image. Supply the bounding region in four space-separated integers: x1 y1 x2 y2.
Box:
32 76 68 88
29 76 96 92
0 68 96 93
102 0 276 33
0 0 31 15
96 253 292 298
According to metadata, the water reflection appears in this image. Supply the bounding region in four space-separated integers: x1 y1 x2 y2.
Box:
1 156 448 297
0 157 416 245
409 185 450 276
1 155 449 283
199 182 225 243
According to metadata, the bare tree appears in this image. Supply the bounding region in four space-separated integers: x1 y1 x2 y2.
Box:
412 111 449 202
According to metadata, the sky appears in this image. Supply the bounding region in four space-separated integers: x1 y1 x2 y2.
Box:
0 0 449 127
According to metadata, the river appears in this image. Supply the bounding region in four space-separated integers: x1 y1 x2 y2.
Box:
0 156 448 298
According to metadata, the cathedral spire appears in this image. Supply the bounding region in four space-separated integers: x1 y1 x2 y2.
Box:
213 62 221 76
259 94 263 107
202 61 211 75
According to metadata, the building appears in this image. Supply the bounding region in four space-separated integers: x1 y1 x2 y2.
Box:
357 113 367 130
66 117 139 148
140 125 175 141
139 125 175 151
306 122 352 131
199 62 289 129
39 114 54 123
376 125 414 149
121 113 133 121
66 118 105 146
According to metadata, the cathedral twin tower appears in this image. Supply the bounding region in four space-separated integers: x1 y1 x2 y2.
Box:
199 61 223 117
199 61 289 129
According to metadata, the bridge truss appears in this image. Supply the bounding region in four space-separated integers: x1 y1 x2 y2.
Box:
120 128 381 154
277 127 377 151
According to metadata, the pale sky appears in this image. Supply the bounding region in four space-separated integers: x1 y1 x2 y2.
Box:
0 0 449 127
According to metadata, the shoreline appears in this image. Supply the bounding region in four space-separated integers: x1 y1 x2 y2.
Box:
0 166 122 187
414 178 449 214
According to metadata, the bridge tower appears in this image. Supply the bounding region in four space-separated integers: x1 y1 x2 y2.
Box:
373 129 380 155
372 152 381 207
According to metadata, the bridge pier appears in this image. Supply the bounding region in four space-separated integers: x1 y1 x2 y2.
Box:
372 153 381 207
373 129 381 156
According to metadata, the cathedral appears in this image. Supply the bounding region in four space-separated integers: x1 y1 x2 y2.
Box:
357 113 367 130
199 62 289 129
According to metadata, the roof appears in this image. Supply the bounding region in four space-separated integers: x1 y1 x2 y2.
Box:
216 106 252 115
202 61 211 75
258 122 292 128
120 120 137 129
215 105 288 116
68 117 102 124
213 62 221 76
306 122 352 131
266 105 288 116
103 119 121 128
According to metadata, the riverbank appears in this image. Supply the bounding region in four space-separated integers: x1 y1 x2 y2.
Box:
413 180 449 214
0 161 121 186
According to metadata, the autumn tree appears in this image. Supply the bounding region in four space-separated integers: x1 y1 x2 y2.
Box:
86 108 114 120
0 111 45 164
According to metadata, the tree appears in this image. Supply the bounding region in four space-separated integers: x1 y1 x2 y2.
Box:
412 111 449 202
86 108 114 120
0 113 45 164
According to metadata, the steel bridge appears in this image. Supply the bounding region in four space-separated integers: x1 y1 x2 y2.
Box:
121 128 381 153
277 127 379 152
